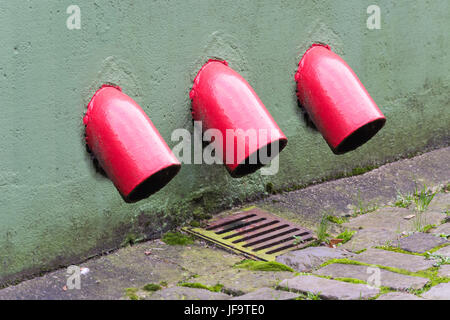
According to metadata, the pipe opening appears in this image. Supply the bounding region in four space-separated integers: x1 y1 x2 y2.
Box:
124 164 181 203
230 138 288 178
334 118 386 155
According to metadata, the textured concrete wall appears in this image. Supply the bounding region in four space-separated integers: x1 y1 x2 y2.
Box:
0 0 449 284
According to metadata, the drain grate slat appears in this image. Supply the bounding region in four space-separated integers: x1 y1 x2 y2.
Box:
184 208 316 261
242 228 300 248
206 213 257 230
252 232 313 252
231 223 289 243
215 217 267 234
223 220 280 240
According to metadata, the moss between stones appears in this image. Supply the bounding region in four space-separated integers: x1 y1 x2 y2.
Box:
159 281 168 287
295 291 322 300
421 224 435 233
443 183 450 193
179 282 224 292
162 231 194 245
428 242 450 253
369 286 394 300
121 233 138 247
189 220 201 228
233 260 294 272
351 165 379 176
333 277 367 284
124 287 139 300
143 283 162 292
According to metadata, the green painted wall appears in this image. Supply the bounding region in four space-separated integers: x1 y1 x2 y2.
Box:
1 0 449 284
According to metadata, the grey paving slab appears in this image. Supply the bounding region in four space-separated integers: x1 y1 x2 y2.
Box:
421 283 450 300
395 233 448 253
340 228 399 252
437 265 450 278
231 287 298 300
376 292 424 300
314 263 429 291
184 269 293 296
434 246 450 258
342 207 445 234
275 247 354 272
147 286 231 300
426 193 450 214
278 275 379 300
431 223 450 236
352 248 435 272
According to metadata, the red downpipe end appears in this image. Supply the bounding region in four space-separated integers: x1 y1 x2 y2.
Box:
84 85 181 202
295 44 386 154
190 60 288 177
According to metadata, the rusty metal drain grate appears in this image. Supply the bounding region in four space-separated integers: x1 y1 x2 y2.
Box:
183 207 315 261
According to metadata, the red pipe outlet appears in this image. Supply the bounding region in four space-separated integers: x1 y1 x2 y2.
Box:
295 44 386 154
84 85 181 202
190 60 288 177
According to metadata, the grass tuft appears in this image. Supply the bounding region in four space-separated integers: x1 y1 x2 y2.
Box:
353 191 378 216
336 229 356 244
317 212 330 242
326 215 348 225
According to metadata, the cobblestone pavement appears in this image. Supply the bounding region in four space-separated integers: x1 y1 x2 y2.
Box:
0 148 449 300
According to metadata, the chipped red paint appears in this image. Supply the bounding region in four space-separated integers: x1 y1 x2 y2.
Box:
84 85 180 202
295 44 386 154
190 60 288 177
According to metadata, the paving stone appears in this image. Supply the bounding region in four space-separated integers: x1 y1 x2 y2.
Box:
275 247 354 272
426 193 450 214
395 233 448 253
231 288 298 300
340 228 399 252
376 292 424 300
278 275 379 300
421 283 450 300
184 269 293 296
438 265 450 278
0 241 240 300
342 207 445 234
314 263 429 291
147 286 231 300
431 223 450 236
434 246 450 258
352 248 435 272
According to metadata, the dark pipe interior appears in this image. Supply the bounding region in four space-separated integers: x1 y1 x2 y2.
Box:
230 138 288 178
333 118 386 155
124 164 181 203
